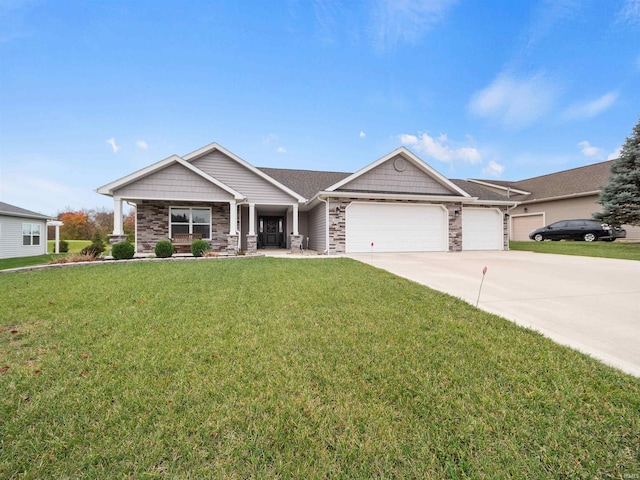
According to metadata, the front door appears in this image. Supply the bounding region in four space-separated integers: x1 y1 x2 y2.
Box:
259 216 284 247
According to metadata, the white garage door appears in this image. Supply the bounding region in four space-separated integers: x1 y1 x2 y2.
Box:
512 214 544 241
346 203 447 253
462 208 503 251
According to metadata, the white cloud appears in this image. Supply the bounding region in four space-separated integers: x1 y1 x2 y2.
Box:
106 138 120 153
607 146 622 160
359 131 366 138
399 132 482 164
371 0 457 52
577 140 603 158
617 0 640 24
136 140 148 149
276 147 288 154
468 72 559 128
482 160 505 177
562 91 619 120
262 134 279 145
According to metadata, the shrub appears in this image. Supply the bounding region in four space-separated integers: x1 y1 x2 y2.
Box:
155 240 174 258
81 233 106 257
191 239 211 257
59 240 69 253
112 242 135 260
80 244 102 257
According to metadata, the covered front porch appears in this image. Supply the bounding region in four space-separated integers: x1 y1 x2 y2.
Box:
109 197 303 255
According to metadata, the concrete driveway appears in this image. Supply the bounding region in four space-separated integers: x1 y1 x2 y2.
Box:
347 251 640 377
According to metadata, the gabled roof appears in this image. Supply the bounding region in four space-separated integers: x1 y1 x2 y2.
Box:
184 142 306 202
470 160 615 203
0 201 51 220
325 147 471 197
96 154 245 200
258 168 351 200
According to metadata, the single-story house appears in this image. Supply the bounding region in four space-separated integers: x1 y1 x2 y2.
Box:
468 160 640 242
0 202 57 259
97 143 516 255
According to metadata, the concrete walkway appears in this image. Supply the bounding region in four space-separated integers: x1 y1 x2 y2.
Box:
347 251 640 377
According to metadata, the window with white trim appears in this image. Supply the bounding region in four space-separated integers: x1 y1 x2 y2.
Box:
22 223 41 246
170 207 211 239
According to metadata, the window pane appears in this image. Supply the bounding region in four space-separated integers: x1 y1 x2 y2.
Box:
33 236 40 245
23 235 31 246
192 209 210 224
192 224 210 239
23 224 32 235
171 209 190 223
32 224 41 235
171 224 189 235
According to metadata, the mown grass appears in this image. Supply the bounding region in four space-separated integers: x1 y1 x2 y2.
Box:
510 240 640 261
1 258 639 478
0 254 64 271
46 239 91 253
0 241 95 271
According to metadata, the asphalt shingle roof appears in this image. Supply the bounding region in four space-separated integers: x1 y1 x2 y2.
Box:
258 167 351 200
472 160 615 202
259 167 510 202
0 201 51 219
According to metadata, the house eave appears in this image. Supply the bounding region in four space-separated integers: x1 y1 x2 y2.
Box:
0 211 52 221
517 190 600 205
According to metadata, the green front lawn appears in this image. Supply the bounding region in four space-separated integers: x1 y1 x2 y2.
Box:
47 239 91 253
510 240 640 260
0 254 61 271
1 258 638 478
0 241 96 271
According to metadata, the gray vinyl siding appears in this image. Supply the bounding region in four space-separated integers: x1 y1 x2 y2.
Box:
114 163 234 201
307 203 327 253
0 215 47 259
337 156 454 195
192 151 297 204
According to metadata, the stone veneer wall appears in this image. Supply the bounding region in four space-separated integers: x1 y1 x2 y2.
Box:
447 204 463 251
136 200 230 253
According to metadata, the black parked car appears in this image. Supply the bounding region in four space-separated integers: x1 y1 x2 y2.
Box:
529 219 621 242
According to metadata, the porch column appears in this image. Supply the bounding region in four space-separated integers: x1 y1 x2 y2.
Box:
292 203 299 235
53 222 61 253
113 197 123 235
108 197 128 249
248 203 256 235
246 203 257 254
227 200 239 254
229 200 237 234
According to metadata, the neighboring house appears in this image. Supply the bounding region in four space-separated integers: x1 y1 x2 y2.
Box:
468 160 640 242
0 202 52 259
97 143 516 255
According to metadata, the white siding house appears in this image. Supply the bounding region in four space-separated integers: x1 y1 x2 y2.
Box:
0 202 52 259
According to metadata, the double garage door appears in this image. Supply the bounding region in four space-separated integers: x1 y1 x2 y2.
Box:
345 203 503 253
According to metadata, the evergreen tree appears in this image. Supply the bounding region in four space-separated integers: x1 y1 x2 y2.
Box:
594 117 640 226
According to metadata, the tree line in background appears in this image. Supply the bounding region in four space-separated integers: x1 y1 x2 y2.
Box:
48 208 135 241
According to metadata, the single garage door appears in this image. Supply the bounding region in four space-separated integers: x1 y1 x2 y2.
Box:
346 203 447 253
462 208 503 251
512 214 544 241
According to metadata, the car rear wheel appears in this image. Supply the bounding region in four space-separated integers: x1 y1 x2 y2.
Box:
584 233 596 242
533 233 544 242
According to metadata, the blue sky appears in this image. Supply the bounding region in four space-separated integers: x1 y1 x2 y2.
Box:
1 0 639 216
